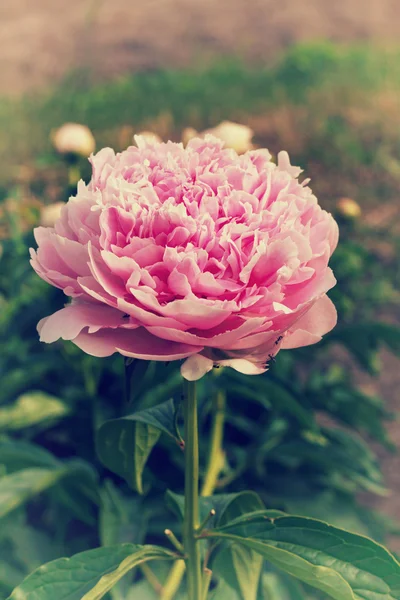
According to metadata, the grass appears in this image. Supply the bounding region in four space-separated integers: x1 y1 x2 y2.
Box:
2 41 400 208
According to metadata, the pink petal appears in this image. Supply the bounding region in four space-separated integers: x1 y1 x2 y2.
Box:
217 358 266 375
147 317 264 348
38 303 129 343
282 295 337 349
73 327 202 361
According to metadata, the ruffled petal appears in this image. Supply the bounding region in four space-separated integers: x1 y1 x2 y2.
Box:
38 303 129 343
282 295 337 349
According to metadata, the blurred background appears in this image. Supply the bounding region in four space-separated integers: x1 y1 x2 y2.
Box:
1 2 400 597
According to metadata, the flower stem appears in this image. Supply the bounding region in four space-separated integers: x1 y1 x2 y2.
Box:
161 377 226 600
183 379 202 600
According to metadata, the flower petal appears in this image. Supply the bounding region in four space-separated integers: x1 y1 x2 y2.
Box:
73 327 202 361
282 295 337 349
181 354 214 381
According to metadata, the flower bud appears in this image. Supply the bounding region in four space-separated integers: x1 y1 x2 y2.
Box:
336 197 361 220
201 121 254 153
52 123 95 157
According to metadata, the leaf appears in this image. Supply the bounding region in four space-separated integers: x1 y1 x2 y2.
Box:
0 468 70 519
100 480 147 547
97 399 179 493
0 461 98 520
51 460 100 525
0 561 25 594
0 392 69 431
0 440 60 472
212 493 265 600
213 544 263 600
225 370 314 429
7 544 175 600
166 491 264 600
81 546 175 600
206 512 400 600
99 481 148 599
261 572 308 600
328 322 400 374
166 490 264 527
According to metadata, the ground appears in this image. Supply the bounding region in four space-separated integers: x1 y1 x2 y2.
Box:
2 0 400 95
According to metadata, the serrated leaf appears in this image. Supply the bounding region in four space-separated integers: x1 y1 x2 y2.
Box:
0 392 69 431
206 512 400 600
97 399 179 493
7 544 175 600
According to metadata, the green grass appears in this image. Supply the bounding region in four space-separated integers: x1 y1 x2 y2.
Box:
2 41 400 206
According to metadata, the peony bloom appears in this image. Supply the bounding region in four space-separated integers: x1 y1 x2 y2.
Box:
31 136 338 381
52 123 95 157
184 122 254 154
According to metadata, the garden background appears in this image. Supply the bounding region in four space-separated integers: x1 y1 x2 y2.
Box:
1 1 400 598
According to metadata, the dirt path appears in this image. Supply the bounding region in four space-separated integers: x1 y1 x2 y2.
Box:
2 0 400 95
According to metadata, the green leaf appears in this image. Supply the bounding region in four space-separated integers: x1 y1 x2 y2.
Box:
97 423 160 495
328 323 400 374
0 392 69 431
99 481 148 599
213 544 263 600
0 461 97 520
0 440 60 472
212 493 265 600
261 572 308 600
7 544 175 600
166 490 264 527
81 545 175 600
206 512 400 600
0 468 70 519
51 460 100 525
0 561 25 594
165 491 264 600
100 480 147 547
97 399 181 493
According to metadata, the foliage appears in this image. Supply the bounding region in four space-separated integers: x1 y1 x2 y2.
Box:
1 42 400 599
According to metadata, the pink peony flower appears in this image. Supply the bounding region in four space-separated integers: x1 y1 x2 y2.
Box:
31 136 338 381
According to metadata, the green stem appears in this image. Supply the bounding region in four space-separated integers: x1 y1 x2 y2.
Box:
162 377 226 599
183 379 202 600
